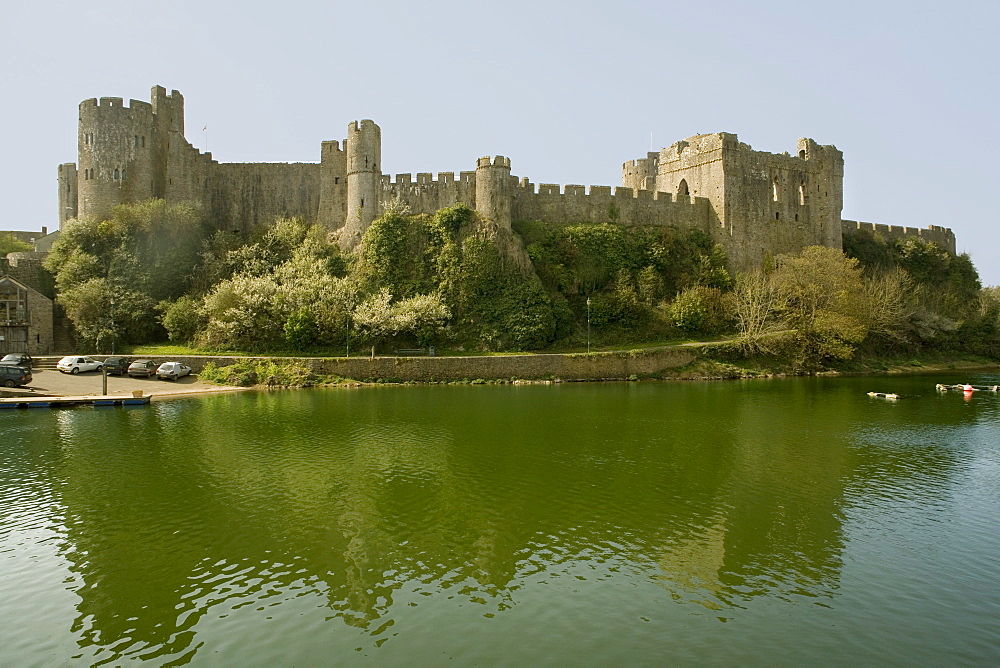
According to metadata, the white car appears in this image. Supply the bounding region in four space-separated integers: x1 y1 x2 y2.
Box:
156 362 192 381
57 356 103 374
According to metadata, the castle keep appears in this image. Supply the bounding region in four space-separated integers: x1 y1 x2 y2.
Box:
58 86 956 268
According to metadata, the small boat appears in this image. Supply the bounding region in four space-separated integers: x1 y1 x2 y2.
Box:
868 391 899 400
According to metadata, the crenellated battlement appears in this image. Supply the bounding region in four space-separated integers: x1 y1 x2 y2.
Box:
477 155 511 169
516 182 695 203
58 86 957 269
80 97 154 115
381 171 477 187
842 220 956 255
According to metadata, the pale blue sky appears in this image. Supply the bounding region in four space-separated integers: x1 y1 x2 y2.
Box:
3 0 997 284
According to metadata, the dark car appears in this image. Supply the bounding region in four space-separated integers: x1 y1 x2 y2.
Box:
127 359 157 378
0 353 32 369
0 365 32 387
102 356 132 376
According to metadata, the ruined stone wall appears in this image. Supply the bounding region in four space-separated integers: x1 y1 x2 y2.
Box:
647 133 844 269
842 220 957 255
57 163 77 226
380 170 478 217
318 140 347 229
622 152 660 191
512 182 712 231
208 163 321 232
58 86 958 268
718 139 843 267
162 138 210 209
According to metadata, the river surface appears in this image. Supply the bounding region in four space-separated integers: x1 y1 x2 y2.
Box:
1 373 998 666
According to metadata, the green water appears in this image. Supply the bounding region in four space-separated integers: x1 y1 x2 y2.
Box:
1 374 998 665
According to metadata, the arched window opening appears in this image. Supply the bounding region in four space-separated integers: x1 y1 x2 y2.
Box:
794 213 799 222
799 184 806 205
121 168 126 181
677 179 689 196
134 135 139 147
141 136 145 147
113 168 119 180
772 179 780 202
798 149 806 159
775 211 781 220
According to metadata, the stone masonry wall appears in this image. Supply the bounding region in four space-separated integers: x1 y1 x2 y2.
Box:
60 87 958 270
145 347 700 382
209 163 322 232
842 220 956 255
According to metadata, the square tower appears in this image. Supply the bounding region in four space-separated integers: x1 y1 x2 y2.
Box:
654 133 843 269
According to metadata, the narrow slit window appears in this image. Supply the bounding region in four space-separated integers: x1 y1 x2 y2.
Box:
799 184 806 205
772 179 780 202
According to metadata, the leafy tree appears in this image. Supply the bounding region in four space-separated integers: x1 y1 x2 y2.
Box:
158 295 206 344
45 200 208 344
59 278 155 351
352 289 450 347
0 235 33 255
772 246 868 369
200 273 283 350
668 285 730 334
860 268 915 348
732 269 786 353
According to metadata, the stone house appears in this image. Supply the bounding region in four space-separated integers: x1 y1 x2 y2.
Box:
0 275 54 355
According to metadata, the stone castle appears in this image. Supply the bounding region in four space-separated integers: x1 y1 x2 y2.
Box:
57 85 956 269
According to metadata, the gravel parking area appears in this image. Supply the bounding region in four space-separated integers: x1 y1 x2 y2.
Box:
1 368 245 400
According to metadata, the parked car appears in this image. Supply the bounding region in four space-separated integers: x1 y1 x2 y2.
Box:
127 359 158 378
57 356 103 374
0 353 33 369
156 361 192 381
102 356 132 376
0 365 32 387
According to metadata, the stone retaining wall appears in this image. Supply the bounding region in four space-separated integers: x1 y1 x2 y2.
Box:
39 347 701 382
86 348 698 383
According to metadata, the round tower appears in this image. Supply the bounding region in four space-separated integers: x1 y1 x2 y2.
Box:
475 156 512 229
342 119 382 249
621 152 659 191
76 96 157 222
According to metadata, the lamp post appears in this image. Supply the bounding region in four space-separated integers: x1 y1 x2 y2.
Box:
109 296 115 355
586 297 591 354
